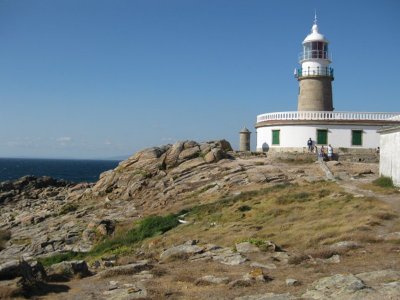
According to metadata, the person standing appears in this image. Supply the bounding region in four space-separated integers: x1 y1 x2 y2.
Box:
307 138 313 152
319 146 325 160
328 144 333 160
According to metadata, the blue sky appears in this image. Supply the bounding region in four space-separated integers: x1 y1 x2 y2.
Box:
0 0 399 159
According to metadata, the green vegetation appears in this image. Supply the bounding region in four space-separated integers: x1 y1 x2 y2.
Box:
39 180 399 268
90 214 180 256
237 205 252 212
59 203 79 215
275 192 311 205
0 229 11 250
373 176 394 188
40 213 181 266
39 251 85 267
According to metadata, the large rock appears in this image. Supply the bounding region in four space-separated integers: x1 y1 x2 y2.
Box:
235 242 261 254
0 259 46 282
302 274 367 299
165 141 185 168
356 270 400 284
235 293 297 300
195 275 230 285
46 260 90 279
160 244 204 262
0 260 21 280
98 260 152 278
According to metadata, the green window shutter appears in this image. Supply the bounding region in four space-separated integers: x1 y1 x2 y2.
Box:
317 129 328 145
352 130 362 146
272 130 280 145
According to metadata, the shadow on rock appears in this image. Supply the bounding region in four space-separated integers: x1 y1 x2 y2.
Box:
23 281 70 297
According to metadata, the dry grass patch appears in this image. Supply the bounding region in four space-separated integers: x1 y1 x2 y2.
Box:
157 181 398 252
361 178 399 195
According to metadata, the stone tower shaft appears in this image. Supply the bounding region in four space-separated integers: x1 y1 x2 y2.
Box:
295 19 334 111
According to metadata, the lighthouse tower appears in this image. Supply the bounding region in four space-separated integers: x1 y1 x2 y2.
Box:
255 15 400 154
296 16 334 111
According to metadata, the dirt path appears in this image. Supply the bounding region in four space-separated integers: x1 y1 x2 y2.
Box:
340 178 400 212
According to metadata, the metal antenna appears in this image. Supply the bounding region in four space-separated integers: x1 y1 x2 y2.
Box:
314 9 318 25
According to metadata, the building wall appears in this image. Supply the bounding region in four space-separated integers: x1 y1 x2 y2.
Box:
379 128 400 187
256 124 381 151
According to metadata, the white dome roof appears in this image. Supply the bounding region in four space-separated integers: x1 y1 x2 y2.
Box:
303 23 329 44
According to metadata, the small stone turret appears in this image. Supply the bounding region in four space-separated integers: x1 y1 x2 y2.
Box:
239 127 251 151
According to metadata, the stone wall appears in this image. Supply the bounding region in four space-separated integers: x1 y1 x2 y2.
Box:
256 147 379 163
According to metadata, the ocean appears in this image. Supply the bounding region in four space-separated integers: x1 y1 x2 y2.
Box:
0 158 120 183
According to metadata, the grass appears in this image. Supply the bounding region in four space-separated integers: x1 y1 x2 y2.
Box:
59 203 79 215
157 181 397 251
39 213 182 266
373 176 394 188
275 192 311 205
38 180 399 269
39 251 85 267
90 214 180 256
361 176 399 195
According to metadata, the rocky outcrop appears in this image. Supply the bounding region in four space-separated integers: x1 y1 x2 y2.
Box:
97 260 152 278
301 271 400 299
0 140 287 263
91 140 233 202
46 260 90 279
0 259 47 296
0 175 70 204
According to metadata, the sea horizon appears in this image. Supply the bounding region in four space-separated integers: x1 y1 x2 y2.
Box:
0 158 121 183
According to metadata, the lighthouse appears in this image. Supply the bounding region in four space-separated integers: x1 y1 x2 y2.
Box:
295 16 334 111
255 15 400 153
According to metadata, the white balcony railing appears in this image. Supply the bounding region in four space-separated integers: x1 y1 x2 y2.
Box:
256 111 400 123
295 67 334 78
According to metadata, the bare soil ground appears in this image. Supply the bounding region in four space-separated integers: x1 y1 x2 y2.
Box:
36 161 400 300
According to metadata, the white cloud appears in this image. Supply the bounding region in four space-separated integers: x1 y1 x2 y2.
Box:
56 136 73 146
161 137 175 142
57 137 72 142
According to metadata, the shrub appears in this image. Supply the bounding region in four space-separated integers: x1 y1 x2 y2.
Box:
318 189 331 197
59 203 79 215
288 254 309 265
373 176 394 188
0 229 11 250
237 205 252 212
39 251 84 267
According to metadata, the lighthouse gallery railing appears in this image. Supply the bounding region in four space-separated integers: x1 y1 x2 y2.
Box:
257 111 400 123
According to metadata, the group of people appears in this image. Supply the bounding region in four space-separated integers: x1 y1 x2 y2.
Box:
307 138 334 161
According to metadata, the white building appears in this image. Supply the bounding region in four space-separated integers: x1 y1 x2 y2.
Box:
379 126 400 187
256 17 400 152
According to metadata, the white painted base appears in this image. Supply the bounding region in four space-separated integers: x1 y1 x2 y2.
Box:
379 128 400 187
256 124 381 152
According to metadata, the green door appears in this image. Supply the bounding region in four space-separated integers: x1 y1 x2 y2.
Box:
317 129 328 145
352 130 362 146
272 130 280 145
